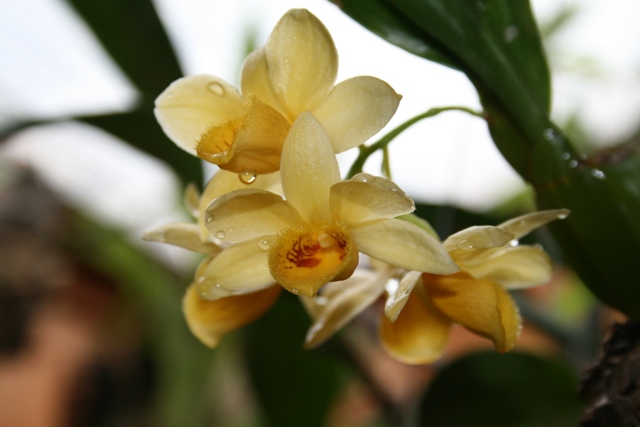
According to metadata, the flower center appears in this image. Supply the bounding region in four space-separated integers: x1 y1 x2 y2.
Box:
268 222 358 297
196 116 242 165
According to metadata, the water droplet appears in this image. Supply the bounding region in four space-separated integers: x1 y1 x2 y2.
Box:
197 277 205 283
504 25 519 42
509 239 519 247
561 152 571 160
569 160 578 168
207 82 225 96
215 230 226 239
206 216 213 223
291 288 300 294
258 239 270 250
543 128 555 141
591 169 606 180
215 283 221 288
457 239 474 249
558 211 569 219
239 170 257 184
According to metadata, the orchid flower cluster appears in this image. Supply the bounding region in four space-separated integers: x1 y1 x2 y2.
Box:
144 8 569 364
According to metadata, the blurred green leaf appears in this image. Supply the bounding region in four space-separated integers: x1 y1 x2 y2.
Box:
333 0 640 318
72 215 216 427
419 351 584 427
64 0 202 184
244 293 349 427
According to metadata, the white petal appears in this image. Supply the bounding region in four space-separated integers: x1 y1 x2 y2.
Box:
154 75 245 154
305 268 388 348
205 188 302 242
313 76 401 152
143 222 220 254
265 9 338 119
352 219 459 274
384 270 422 322
197 238 274 298
443 225 514 251
499 209 570 240
330 173 415 226
280 112 340 223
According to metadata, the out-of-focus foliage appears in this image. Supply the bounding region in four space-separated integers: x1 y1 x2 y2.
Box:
333 0 640 319
419 351 584 427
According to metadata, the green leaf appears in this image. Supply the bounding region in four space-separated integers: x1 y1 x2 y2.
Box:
244 293 349 427
333 0 640 318
419 351 584 427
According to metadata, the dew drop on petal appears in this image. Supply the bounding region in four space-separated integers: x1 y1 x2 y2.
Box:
197 277 205 283
457 239 474 249
215 283 221 288
239 170 257 184
207 82 225 96
206 216 213 223
215 230 226 239
509 239 519 247
291 288 300 294
258 239 270 250
558 212 569 219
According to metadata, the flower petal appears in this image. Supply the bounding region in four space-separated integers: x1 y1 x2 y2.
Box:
461 245 553 289
330 174 415 226
240 48 285 115
351 218 459 274
280 112 340 224
184 182 201 218
265 9 338 119
379 284 452 364
142 222 220 254
443 225 515 252
268 222 359 297
313 76 401 152
499 209 570 240
384 270 422 322
205 188 302 242
183 283 281 348
154 75 245 154
197 238 274 299
203 96 290 174
304 268 388 348
424 272 521 353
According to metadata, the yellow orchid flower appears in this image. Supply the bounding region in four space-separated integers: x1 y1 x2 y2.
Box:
154 8 401 175
200 112 459 299
303 209 569 364
143 171 281 347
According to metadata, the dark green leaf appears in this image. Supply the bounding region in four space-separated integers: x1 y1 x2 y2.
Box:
333 0 640 318
419 351 584 427
244 293 349 427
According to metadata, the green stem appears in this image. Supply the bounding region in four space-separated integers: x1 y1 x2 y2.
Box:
346 106 484 179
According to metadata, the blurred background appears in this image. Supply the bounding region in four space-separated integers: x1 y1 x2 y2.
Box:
1 0 638 426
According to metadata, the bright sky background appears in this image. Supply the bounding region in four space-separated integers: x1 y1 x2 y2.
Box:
1 0 640 261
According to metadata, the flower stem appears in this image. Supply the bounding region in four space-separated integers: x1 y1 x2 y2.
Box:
346 106 484 179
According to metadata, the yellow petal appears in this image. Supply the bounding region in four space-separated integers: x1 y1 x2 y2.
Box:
443 225 515 252
280 112 340 224
198 238 274 299
330 174 415 226
424 272 521 353
142 222 221 254
183 283 281 348
351 218 459 274
205 188 302 242
313 76 401 152
241 48 286 116
196 96 290 174
499 209 570 240
379 283 452 364
155 75 245 154
268 222 359 297
265 9 338 119
384 270 422 322
183 182 201 218
461 245 553 289
198 170 282 240
305 269 388 348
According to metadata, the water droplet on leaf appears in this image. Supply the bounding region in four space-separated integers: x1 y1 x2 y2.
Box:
215 230 226 239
